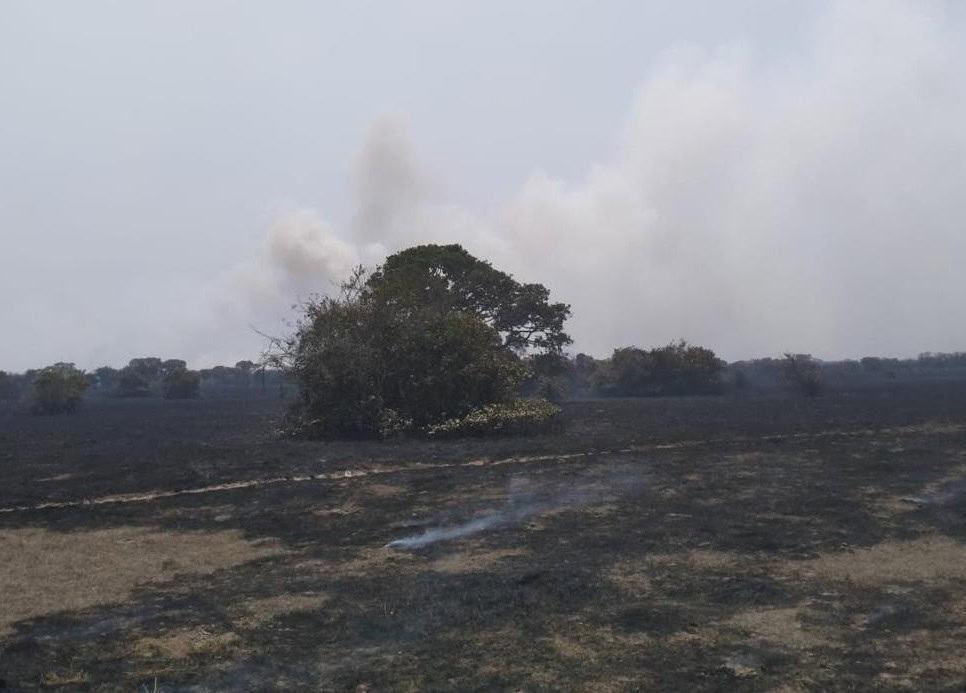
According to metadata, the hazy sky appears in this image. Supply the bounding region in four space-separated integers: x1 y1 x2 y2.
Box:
2 1 965 371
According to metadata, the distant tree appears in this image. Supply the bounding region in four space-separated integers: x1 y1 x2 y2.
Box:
596 341 725 397
160 359 187 377
116 368 151 397
0 371 20 401
781 353 824 396
234 360 255 387
127 357 163 382
162 368 200 399
92 366 120 391
29 363 88 414
520 351 573 402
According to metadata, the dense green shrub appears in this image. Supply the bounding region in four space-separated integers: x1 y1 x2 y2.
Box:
162 368 201 399
274 246 570 440
29 363 88 414
279 291 528 439
425 399 562 439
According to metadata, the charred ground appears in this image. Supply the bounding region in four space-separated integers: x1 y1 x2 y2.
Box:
2 382 966 690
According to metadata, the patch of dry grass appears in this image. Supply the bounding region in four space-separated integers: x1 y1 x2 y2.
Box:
645 549 740 571
727 606 833 650
430 547 527 574
132 627 242 660
294 546 419 577
229 592 329 628
607 561 653 597
0 526 283 636
39 669 92 687
789 536 966 585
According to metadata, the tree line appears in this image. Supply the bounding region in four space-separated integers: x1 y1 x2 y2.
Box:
4 244 966 435
0 358 289 413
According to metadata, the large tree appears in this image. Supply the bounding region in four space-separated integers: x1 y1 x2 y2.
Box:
275 245 568 439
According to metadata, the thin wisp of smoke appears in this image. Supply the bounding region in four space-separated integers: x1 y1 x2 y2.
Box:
386 471 644 550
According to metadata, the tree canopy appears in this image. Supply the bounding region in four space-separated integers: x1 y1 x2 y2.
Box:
275 244 569 439
365 244 571 353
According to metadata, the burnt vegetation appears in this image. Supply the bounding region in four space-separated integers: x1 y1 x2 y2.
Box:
3 244 966 690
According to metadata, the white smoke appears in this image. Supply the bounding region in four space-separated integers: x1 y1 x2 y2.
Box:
210 0 966 363
386 473 640 550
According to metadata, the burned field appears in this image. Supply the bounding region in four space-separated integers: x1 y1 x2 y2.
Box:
2 383 966 691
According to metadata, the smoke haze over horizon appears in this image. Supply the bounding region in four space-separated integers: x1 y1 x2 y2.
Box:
2 1 966 371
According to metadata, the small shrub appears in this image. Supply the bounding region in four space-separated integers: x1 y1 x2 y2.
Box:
425 399 562 439
162 368 201 399
29 363 88 414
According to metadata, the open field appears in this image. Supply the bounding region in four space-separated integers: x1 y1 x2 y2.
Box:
2 382 966 691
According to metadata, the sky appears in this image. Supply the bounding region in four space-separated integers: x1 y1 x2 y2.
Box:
2 1 965 371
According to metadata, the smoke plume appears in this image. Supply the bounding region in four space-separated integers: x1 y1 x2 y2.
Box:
212 0 966 364
387 473 643 550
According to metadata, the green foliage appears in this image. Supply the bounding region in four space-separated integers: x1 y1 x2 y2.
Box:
425 399 562 439
279 275 528 439
162 368 201 399
596 341 725 396
781 353 824 396
126 357 163 382
29 363 88 414
92 366 119 391
365 244 572 353
276 246 568 440
116 368 151 397
160 359 187 377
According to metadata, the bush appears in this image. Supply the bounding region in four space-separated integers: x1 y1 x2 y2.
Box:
162 368 201 399
596 341 725 397
280 294 527 439
782 353 824 396
29 363 88 414
425 399 562 439
274 247 570 440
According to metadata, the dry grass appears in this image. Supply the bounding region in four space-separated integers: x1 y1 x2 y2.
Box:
132 627 242 660
229 592 329 628
39 669 92 687
727 606 833 650
645 549 740 571
293 546 419 577
788 536 966 585
0 526 283 636
607 561 653 597
430 547 527 574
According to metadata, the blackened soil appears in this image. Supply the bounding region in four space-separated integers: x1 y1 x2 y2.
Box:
1 381 965 691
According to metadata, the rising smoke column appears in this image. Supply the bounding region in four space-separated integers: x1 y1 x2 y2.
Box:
206 0 966 365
